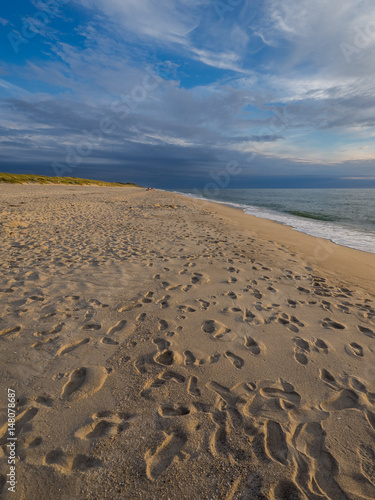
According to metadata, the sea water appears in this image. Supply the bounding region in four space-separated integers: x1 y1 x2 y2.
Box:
176 189 375 254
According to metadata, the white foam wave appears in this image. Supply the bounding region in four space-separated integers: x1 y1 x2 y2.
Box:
173 191 375 254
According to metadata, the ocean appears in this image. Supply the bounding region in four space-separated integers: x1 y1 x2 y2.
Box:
175 189 375 254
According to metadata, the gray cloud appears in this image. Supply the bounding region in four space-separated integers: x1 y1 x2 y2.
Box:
1 0 375 185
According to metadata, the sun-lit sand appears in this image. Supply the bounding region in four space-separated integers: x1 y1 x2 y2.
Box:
1 184 375 499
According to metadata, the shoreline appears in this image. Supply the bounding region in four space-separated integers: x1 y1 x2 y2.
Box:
173 189 375 254
172 190 375 295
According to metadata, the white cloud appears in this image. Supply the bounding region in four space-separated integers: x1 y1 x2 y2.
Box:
257 0 375 77
190 48 247 72
77 0 206 43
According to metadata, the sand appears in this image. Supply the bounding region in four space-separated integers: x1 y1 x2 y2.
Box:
0 184 375 500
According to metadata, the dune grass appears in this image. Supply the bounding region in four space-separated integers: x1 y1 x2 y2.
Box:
0 173 140 187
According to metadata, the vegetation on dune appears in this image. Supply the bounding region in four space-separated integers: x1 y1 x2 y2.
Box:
0 173 140 187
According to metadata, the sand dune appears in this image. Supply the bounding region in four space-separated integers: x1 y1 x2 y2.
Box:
0 185 375 499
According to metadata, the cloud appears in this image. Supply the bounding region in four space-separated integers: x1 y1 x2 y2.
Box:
77 0 206 43
259 0 375 76
1 0 375 186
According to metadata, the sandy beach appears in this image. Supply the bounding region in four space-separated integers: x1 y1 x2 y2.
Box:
1 184 375 500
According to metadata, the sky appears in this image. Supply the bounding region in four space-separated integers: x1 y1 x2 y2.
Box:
1 0 375 188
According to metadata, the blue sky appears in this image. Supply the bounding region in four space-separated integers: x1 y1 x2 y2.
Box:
1 0 375 188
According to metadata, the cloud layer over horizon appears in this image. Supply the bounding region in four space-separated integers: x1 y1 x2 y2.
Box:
1 0 375 187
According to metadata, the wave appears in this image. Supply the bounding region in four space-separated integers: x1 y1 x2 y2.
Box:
287 210 335 222
172 190 375 255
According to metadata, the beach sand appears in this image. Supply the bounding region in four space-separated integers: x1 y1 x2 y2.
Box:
0 184 375 499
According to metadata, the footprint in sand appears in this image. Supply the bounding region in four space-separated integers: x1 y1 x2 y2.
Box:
259 386 301 407
153 338 170 351
141 371 186 399
183 350 196 366
357 325 375 338
145 432 187 480
72 454 102 472
287 299 299 308
44 448 70 472
158 319 168 331
106 319 127 336
315 338 329 353
206 381 242 407
293 422 348 498
244 336 261 355
158 404 190 417
32 336 59 349
224 351 244 369
264 420 288 465
271 480 303 500
61 366 108 401
320 318 345 330
349 377 367 393
154 350 178 366
320 369 340 390
177 305 196 314
293 337 310 351
346 342 364 357
156 295 170 309
50 322 64 334
100 337 119 345
292 338 309 365
44 448 101 473
0 407 39 445
27 436 43 449
119 301 143 312
201 320 234 341
84 308 95 321
134 354 152 374
187 376 201 397
293 350 308 366
0 325 21 337
202 320 215 334
321 300 332 311
243 309 265 325
56 338 90 356
75 411 131 439
279 314 304 332
142 291 154 303
83 322 102 331
197 299 210 310
207 353 221 364
190 272 209 285
321 389 359 411
209 421 228 458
